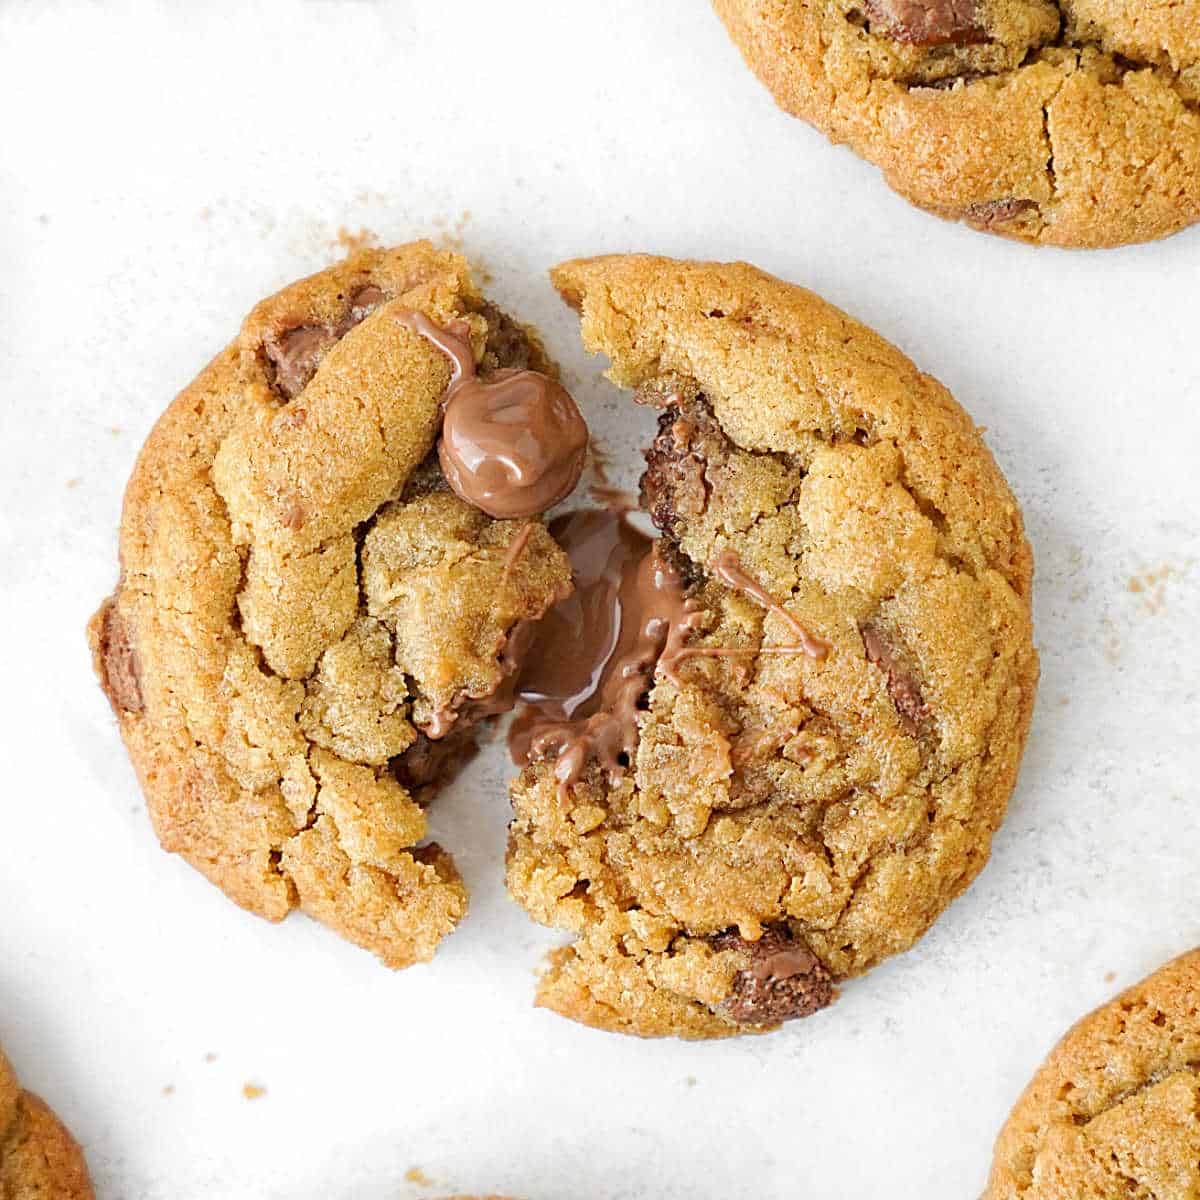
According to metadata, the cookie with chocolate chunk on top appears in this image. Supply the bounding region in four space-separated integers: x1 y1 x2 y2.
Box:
88 243 584 968
1 1045 93 1199
984 948 1200 1198
505 254 1036 1038
714 0 1200 247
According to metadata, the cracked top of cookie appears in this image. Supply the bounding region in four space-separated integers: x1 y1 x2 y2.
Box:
505 254 1037 1038
715 0 1200 247
985 948 1200 1198
1 1046 93 1199
88 243 577 968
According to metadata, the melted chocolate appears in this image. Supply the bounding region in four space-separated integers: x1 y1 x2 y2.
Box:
708 551 829 660
506 518 832 800
507 511 702 798
394 310 588 519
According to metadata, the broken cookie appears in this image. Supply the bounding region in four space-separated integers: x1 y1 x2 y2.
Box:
505 254 1038 1038
88 243 583 968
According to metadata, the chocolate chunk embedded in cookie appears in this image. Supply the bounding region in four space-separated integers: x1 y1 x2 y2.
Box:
1 1046 93 1200
505 254 1037 1038
984 949 1200 1198
714 0 1200 247
88 243 579 968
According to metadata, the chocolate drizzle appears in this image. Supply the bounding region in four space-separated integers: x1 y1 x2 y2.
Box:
394 310 588 519
706 550 829 661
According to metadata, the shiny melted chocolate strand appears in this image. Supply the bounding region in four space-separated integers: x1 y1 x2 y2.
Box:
506 515 830 800
708 551 829 660
263 285 388 400
863 0 987 45
393 310 588 520
861 622 928 735
712 927 835 1024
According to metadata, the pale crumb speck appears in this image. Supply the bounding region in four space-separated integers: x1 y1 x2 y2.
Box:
242 1083 266 1100
1127 565 1172 614
66 477 80 489
1104 971 1117 982
336 225 377 253
203 1052 217 1063
404 1167 434 1186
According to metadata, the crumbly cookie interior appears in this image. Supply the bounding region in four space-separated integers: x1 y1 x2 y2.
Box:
504 254 1038 1038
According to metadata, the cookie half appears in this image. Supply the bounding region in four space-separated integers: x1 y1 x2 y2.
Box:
714 0 1200 247
0 1046 93 1200
506 254 1037 1038
984 948 1200 1197
89 243 583 968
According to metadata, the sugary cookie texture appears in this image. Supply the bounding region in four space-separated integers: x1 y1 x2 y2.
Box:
506 255 1037 1038
89 243 573 967
714 0 1200 247
0 1046 93 1200
985 948 1200 1198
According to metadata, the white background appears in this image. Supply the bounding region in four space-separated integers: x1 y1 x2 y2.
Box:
1 3 1198 1197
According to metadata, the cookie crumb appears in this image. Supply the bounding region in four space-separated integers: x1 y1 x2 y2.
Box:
1104 971 1117 983
685 1075 698 1087
199 206 212 221
404 1167 434 1185
66 477 80 489
109 426 122 436
203 1052 217 1063
242 1083 266 1100
162 1084 174 1097
1127 565 1172 614
336 225 377 253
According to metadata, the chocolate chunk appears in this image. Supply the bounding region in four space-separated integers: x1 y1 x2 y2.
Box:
861 622 928 735
394 723 482 794
712 927 835 1024
864 0 987 45
347 285 385 323
640 407 711 539
96 599 143 714
264 326 337 400
263 285 391 400
479 302 537 371
962 198 1040 228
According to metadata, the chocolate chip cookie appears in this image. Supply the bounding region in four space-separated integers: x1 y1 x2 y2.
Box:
1 1046 93 1199
984 949 1200 1197
505 254 1037 1038
89 243 585 967
714 0 1200 247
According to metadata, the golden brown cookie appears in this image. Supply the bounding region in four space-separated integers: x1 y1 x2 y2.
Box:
505 254 1037 1038
88 243 577 968
714 0 1200 247
0 1047 93 1200
984 948 1200 1198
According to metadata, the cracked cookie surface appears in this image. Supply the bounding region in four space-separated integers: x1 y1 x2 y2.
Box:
506 254 1037 1038
984 948 1200 1198
714 0 1200 246
0 1046 93 1200
88 243 573 968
